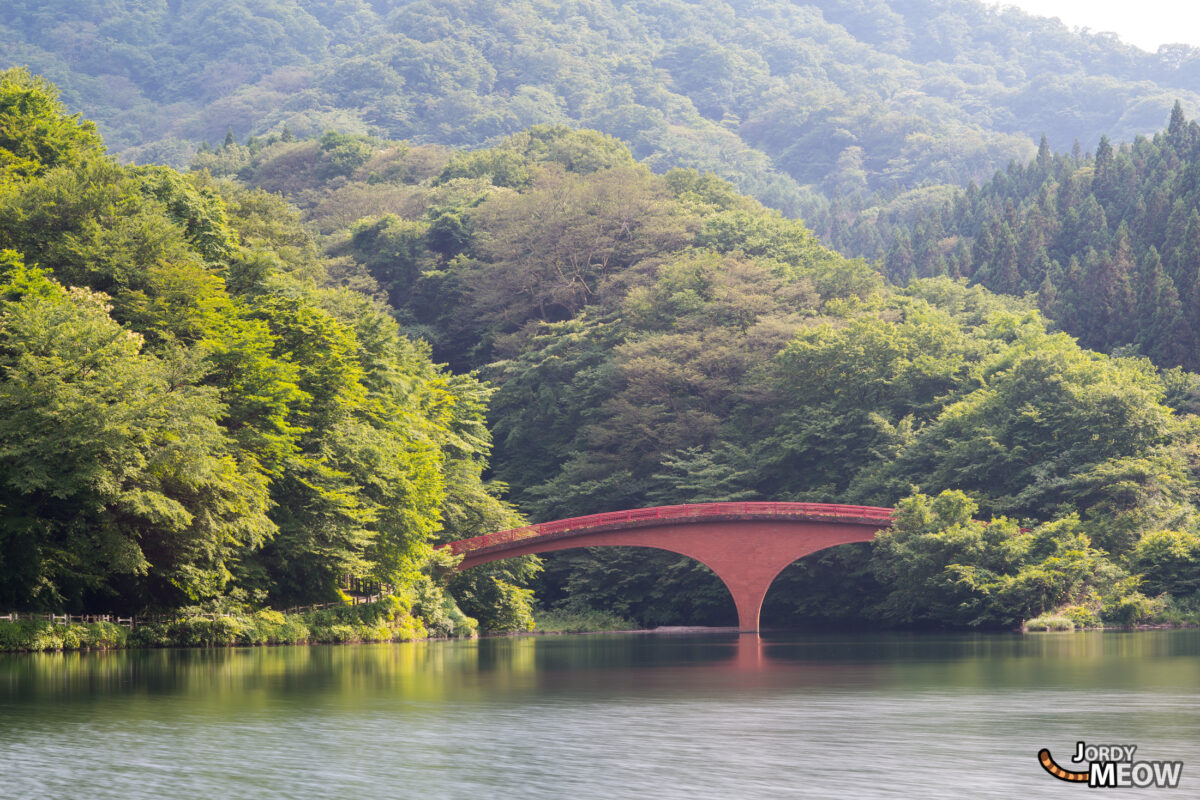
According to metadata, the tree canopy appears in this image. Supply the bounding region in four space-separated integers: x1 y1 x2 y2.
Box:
0 68 532 630
848 104 1200 375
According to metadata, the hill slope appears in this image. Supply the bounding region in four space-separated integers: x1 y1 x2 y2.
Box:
5 0 1200 220
4 68 1199 629
198 121 1200 628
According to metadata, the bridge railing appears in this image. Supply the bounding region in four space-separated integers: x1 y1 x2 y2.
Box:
446 502 894 555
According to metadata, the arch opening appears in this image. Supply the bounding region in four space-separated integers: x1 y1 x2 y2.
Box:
759 542 877 630
519 546 738 628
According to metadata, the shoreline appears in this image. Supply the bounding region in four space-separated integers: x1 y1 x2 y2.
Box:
487 621 1200 638
4 616 1197 654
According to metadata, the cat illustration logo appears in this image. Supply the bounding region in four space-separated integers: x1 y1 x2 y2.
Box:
1039 742 1183 789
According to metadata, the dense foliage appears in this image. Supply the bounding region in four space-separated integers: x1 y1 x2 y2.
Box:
0 69 533 631
210 118 1200 629
5 66 1200 632
5 0 1200 223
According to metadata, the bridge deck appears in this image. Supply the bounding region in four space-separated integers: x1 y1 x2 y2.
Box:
445 501 894 556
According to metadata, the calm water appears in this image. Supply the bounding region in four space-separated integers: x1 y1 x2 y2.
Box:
1 630 1197 799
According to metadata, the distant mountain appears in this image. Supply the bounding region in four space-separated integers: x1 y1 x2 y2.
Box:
5 0 1200 219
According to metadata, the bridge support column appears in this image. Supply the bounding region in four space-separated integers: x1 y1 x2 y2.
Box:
702 557 797 634
727 581 771 634
678 529 875 633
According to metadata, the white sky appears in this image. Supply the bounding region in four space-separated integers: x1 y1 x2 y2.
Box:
997 1 1200 51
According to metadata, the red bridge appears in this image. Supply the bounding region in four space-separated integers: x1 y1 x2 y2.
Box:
444 502 895 632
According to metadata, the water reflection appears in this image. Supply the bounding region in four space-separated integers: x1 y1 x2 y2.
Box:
2 630 1198 800
5 630 1199 702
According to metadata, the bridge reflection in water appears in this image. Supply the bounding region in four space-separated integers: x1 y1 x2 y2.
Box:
443 502 895 632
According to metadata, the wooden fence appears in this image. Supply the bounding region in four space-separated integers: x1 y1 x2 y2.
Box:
0 612 136 628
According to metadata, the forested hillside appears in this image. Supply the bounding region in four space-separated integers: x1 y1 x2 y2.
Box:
5 0 1200 225
4 63 1200 631
190 116 1200 630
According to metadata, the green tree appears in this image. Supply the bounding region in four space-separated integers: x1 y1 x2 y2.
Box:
755 296 975 501
871 491 1024 626
877 323 1188 552
1129 529 1200 597
0 68 104 183
467 164 688 338
873 492 1119 628
0 265 272 610
1134 247 1188 365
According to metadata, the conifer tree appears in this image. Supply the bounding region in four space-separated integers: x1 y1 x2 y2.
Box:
1168 100 1188 149
989 222 1022 294
1093 134 1116 203
1036 271 1060 318
886 232 915 284
1173 209 1200 310
1091 224 1137 349
1036 134 1052 172
1134 247 1188 365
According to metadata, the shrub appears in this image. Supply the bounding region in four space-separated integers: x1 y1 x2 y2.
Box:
0 621 26 649
129 623 171 648
0 594 472 651
534 607 637 632
1129 530 1200 597
409 578 478 638
58 626 82 649
0 620 129 651
1060 605 1102 629
1154 595 1200 626
1024 614 1074 632
1102 591 1164 627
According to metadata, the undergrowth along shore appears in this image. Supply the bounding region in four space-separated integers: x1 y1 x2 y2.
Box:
0 603 641 651
1022 595 1200 632
523 608 638 634
4 600 1196 651
0 595 478 652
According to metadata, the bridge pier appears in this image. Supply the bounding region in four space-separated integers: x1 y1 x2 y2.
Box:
729 583 770 634
699 548 820 633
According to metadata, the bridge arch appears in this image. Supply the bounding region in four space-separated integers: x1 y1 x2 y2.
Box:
443 503 893 632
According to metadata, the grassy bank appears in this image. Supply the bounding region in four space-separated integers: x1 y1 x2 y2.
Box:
0 595 479 652
1023 596 1200 632
532 608 638 633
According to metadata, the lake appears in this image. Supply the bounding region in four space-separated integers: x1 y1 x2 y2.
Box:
1 630 1196 799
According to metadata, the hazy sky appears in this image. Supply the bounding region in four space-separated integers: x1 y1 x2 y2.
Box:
997 1 1200 51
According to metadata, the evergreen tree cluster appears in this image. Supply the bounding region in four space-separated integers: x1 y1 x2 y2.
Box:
850 104 1200 371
